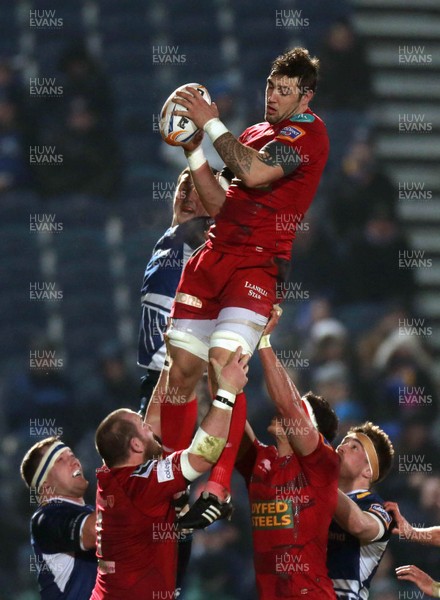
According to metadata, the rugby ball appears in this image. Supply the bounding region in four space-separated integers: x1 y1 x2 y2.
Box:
159 82 211 146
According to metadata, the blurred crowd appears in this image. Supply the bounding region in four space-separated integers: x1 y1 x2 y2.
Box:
0 44 120 199
1 8 439 600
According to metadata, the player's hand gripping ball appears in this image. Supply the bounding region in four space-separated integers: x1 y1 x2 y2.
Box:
159 82 211 146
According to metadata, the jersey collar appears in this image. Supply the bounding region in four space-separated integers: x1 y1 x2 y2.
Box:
348 488 370 495
44 496 86 506
289 108 315 123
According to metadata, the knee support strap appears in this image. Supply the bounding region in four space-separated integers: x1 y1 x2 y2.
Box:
167 328 209 362
210 329 254 356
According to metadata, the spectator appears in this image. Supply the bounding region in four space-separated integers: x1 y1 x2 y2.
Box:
0 95 31 193
312 361 365 435
316 19 372 112
327 139 397 239
96 342 139 412
187 520 250 600
370 327 438 426
0 58 32 132
375 358 438 427
75 341 139 453
3 337 75 448
303 317 361 402
58 42 114 128
35 98 121 199
282 215 343 305
295 0 353 55
314 19 372 169
338 204 414 310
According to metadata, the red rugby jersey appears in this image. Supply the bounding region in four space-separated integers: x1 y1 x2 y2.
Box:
209 109 329 260
237 435 339 599
91 453 188 600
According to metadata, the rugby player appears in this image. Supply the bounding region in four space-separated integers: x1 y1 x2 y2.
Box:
327 423 394 598
180 308 339 597
385 499 440 545
236 342 339 598
20 438 97 599
384 501 440 598
179 308 394 600
137 166 214 442
395 564 440 597
237 336 393 599
160 46 329 519
90 348 248 599
136 164 215 595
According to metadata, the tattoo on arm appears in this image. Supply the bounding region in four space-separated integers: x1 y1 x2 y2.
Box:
213 134 301 180
257 141 302 175
213 133 254 178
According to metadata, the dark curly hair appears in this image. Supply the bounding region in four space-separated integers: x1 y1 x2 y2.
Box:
303 391 339 443
270 47 320 94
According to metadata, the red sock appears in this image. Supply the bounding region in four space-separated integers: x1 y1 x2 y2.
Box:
205 392 247 501
160 398 198 454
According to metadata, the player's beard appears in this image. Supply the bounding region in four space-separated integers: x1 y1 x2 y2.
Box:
143 434 163 462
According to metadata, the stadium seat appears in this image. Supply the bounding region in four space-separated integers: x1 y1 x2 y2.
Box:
2 255 43 286
66 323 119 360
162 0 210 14
35 35 83 72
112 73 151 109
0 190 41 225
100 13 150 42
0 35 19 56
43 195 110 228
0 226 40 263
98 0 146 15
103 41 149 74
62 292 116 327
57 261 113 295
165 15 221 44
240 46 288 79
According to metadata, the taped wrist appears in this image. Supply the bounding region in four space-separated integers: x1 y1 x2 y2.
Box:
258 334 271 350
203 118 229 144
212 388 236 411
432 581 440 598
185 146 207 171
188 427 226 463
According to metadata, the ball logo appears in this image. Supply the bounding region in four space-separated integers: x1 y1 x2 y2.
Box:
177 116 190 129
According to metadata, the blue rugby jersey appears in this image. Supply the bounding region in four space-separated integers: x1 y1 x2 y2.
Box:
138 216 213 370
327 489 392 600
30 498 96 599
